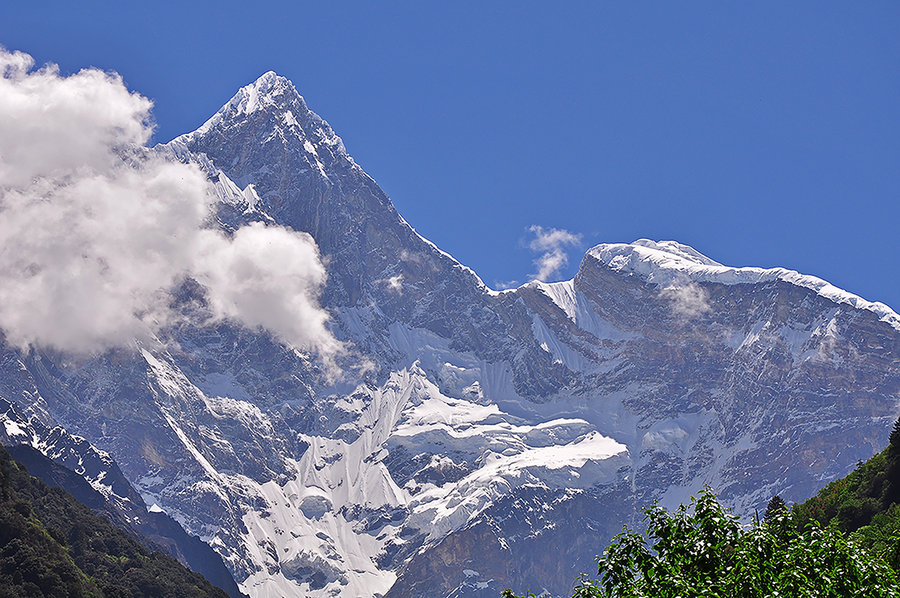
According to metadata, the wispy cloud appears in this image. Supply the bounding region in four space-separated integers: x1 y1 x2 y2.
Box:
0 49 340 365
527 225 582 281
375 273 404 294
493 280 520 291
660 277 712 319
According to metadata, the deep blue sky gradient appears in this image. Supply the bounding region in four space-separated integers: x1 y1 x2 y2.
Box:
2 2 898 308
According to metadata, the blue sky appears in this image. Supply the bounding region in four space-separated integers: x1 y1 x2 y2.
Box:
2 2 898 308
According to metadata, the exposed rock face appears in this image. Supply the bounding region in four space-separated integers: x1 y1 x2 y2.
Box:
1 73 898 597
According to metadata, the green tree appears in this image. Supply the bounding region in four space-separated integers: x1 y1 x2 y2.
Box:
889 417 900 454
503 488 900 598
763 494 787 522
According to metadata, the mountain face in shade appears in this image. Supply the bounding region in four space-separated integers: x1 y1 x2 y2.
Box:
0 444 232 597
0 398 246 598
2 72 899 597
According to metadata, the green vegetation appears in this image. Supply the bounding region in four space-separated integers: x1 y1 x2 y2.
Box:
791 417 900 569
502 417 900 598
502 489 899 597
0 445 229 598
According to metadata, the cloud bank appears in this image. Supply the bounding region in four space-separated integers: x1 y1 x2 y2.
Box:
527 225 582 281
0 49 339 361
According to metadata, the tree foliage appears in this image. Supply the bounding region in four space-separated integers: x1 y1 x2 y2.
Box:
504 420 900 598
889 417 900 456
792 419 900 569
502 488 900 598
763 495 787 522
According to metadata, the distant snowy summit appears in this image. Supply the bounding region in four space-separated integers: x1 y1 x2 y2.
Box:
173 71 350 162
587 239 900 331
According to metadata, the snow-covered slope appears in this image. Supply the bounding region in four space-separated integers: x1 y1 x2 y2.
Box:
1 73 898 597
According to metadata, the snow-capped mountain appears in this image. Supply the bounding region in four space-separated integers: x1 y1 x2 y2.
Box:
1 72 898 597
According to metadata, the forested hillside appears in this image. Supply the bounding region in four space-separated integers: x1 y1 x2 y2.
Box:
0 445 230 597
792 417 900 567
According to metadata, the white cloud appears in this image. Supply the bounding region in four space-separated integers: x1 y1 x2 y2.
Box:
373 273 403 295
527 225 582 281
0 51 153 189
399 249 424 265
660 278 712 319
493 280 520 291
0 48 339 363
194 223 342 360
385 274 403 293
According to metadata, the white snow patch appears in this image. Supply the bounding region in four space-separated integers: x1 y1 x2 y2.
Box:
282 110 300 129
406 430 627 542
3 418 27 438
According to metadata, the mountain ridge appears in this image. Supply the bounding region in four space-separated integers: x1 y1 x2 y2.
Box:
174 71 900 328
1 72 897 597
588 239 900 330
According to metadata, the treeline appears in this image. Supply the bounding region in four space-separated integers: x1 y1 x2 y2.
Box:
791 417 900 568
0 445 229 597
503 419 900 598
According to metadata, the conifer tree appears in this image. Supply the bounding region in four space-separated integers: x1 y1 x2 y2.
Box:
887 416 900 503
890 417 900 454
764 495 787 522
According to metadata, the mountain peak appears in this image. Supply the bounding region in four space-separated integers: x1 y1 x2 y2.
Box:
243 70 294 105
172 71 313 144
220 70 302 118
253 70 281 85
169 72 352 170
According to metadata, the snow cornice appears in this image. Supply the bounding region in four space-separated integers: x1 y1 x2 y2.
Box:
587 239 900 331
